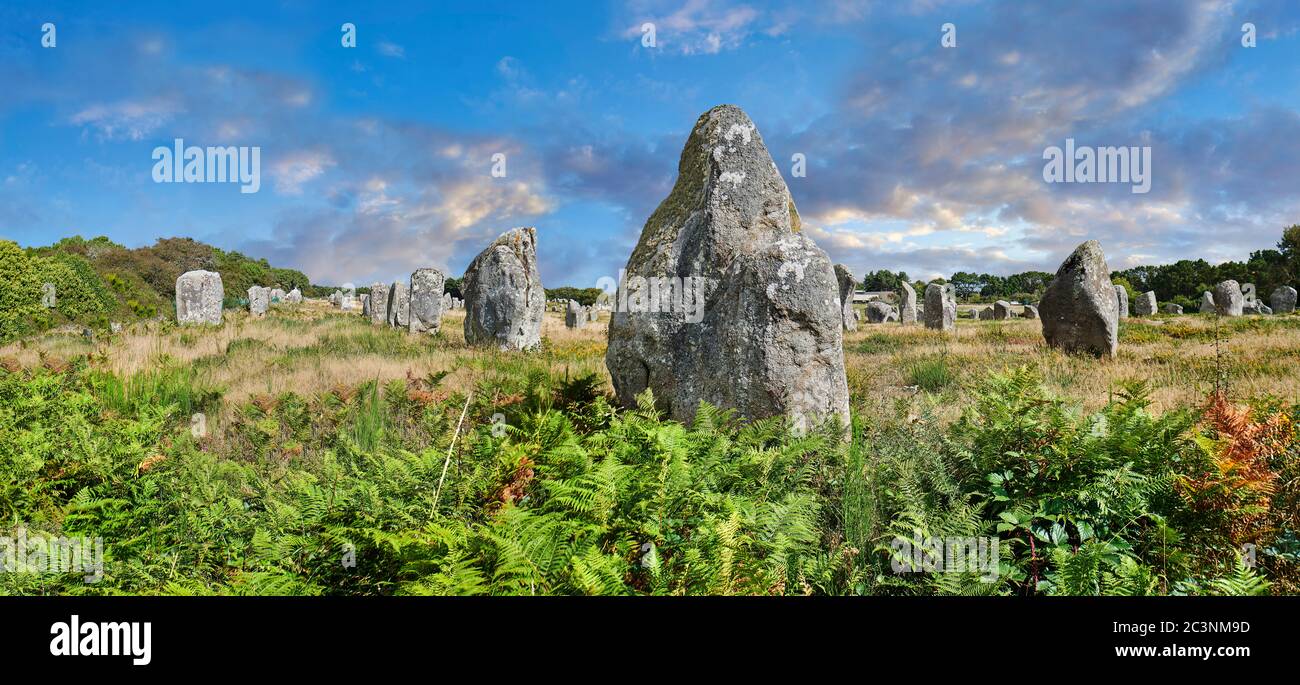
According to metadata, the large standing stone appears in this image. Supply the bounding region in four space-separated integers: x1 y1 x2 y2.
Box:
565 300 587 329
408 268 445 334
834 264 857 332
923 283 956 332
899 281 918 325
1039 240 1118 358
1115 285 1129 319
1270 286 1297 314
369 283 389 325
387 281 409 328
175 270 224 326
248 286 270 317
1134 291 1157 316
1214 280 1244 317
605 105 850 431
1200 291 1215 314
463 227 545 350
993 300 1013 320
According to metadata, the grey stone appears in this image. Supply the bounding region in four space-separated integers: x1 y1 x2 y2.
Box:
993 300 1013 320
408 268 445 335
1214 280 1244 317
923 283 956 331
1270 286 1297 314
604 105 849 432
270 288 286 303
369 283 389 325
1200 291 1215 314
565 299 587 329
361 294 371 317
286 288 302 304
248 286 270 316
387 281 409 328
1134 291 1157 316
463 227 545 351
866 301 897 323
1023 304 1039 320
588 309 599 323
899 281 918 325
175 270 224 326
1039 240 1118 358
1115 285 1129 319
1161 303 1183 315
834 264 857 332
978 307 994 321
110 321 122 333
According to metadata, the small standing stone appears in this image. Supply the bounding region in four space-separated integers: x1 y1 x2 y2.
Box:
866 301 896 323
1269 286 1297 314
175 270 224 326
1023 304 1039 320
1161 303 1183 315
1115 285 1129 319
993 300 1013 320
409 268 446 335
1214 280 1244 317
565 299 587 329
834 264 857 332
248 286 270 316
387 281 409 328
1200 291 1215 314
899 281 918 325
923 283 956 332
1134 291 1157 316
369 283 390 325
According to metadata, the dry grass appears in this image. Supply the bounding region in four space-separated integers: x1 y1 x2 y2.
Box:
6 302 1300 428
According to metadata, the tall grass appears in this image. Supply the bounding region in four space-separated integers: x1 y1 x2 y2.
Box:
90 365 221 416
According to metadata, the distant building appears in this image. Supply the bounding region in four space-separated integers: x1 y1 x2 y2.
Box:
854 290 897 304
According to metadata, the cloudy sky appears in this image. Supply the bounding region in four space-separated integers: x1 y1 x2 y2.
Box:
1 0 1298 287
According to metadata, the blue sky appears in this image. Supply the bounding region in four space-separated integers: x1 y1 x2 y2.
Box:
1 0 1298 287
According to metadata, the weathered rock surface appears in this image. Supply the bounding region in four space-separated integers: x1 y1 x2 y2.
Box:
463 227 544 350
565 299 587 329
604 105 850 432
1023 304 1040 320
1134 291 1157 316
923 283 956 331
993 300 1013 320
1270 286 1297 314
834 264 857 332
387 281 409 328
408 268 445 334
248 286 270 316
1200 291 1215 313
286 288 302 304
361 293 371 317
1115 285 1129 319
1039 240 1118 358
369 283 389 325
899 281 918 325
176 270 224 325
1214 280 1244 317
978 307 994 321
867 301 897 323
1161 303 1183 315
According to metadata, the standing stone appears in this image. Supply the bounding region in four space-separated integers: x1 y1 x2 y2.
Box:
270 288 286 303
899 281 918 325
1269 286 1297 314
1039 240 1118 358
1200 291 1215 314
588 309 600 323
1133 291 1157 316
361 294 371 317
387 281 409 328
833 264 857 332
1023 304 1040 320
993 300 1013 320
463 227 545 351
248 286 270 317
923 283 956 332
330 290 341 306
978 307 994 321
1161 303 1183 315
866 301 897 323
1214 280 1244 317
409 268 445 335
565 300 587 329
369 283 389 325
605 105 850 431
176 270 224 325
1115 285 1129 319
286 288 302 304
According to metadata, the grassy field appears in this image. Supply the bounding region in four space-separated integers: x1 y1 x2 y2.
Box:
3 301 1298 595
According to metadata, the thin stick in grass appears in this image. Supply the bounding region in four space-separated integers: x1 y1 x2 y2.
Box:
434 392 472 509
